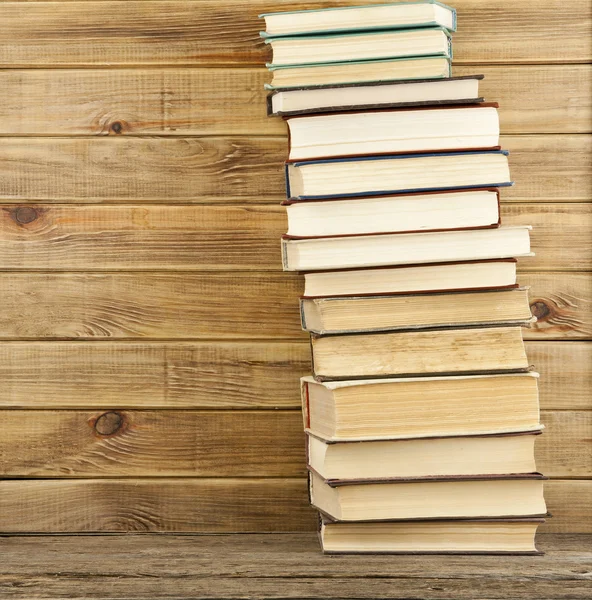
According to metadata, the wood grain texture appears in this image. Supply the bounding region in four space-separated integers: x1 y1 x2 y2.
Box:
0 66 588 135
0 478 587 533
0 535 590 600
525 342 592 410
0 409 587 478
0 342 310 408
0 0 589 66
0 203 588 271
0 341 586 410
0 272 588 340
0 410 307 477
0 478 317 533
0 135 587 203
521 273 592 340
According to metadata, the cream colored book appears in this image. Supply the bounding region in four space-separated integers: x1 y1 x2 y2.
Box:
300 288 534 334
309 472 547 521
301 372 540 441
310 325 530 380
319 519 544 554
286 104 499 160
307 432 540 481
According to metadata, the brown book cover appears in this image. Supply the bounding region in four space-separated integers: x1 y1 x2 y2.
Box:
267 74 485 116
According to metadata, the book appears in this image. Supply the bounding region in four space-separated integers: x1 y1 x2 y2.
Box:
267 75 484 117
301 372 540 440
284 188 500 237
307 431 540 481
300 287 534 334
259 1 456 38
302 259 518 298
319 518 544 554
310 325 530 380
265 56 451 90
282 226 531 271
309 472 547 521
286 104 499 160
266 27 452 68
285 150 511 200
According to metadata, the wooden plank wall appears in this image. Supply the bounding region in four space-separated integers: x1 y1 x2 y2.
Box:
0 0 590 533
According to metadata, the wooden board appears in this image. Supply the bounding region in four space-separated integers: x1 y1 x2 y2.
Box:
0 341 587 410
0 409 587 478
0 203 588 271
0 66 588 135
0 478 587 533
0 1 589 66
0 272 588 340
0 534 590 600
0 135 588 203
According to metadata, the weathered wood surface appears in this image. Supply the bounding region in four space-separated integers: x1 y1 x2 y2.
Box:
0 272 588 339
0 135 587 203
0 66 588 135
0 341 586 410
0 409 587 478
0 479 588 533
0 203 588 271
0 0 589 66
0 534 590 600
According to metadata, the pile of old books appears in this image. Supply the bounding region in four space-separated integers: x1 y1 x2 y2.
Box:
261 0 547 554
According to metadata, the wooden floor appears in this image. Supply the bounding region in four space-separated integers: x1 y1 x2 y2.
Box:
1 533 590 599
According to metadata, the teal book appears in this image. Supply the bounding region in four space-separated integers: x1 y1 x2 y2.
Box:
260 1 456 38
265 55 451 90
266 26 452 68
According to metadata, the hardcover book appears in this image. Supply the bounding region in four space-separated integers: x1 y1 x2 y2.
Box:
260 1 457 38
286 103 499 160
267 75 484 117
310 325 530 380
301 372 540 440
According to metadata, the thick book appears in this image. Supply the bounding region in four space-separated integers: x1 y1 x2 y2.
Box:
301 372 540 441
309 472 547 522
310 325 530 380
286 104 499 160
281 226 531 272
267 75 484 117
284 188 501 238
307 431 541 481
266 27 452 68
259 1 456 38
319 518 545 554
285 150 511 200
265 56 451 90
302 259 518 298
300 287 534 334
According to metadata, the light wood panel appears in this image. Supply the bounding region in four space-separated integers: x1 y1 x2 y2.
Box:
521 273 592 340
0 203 588 271
0 135 587 203
0 409 587 478
0 478 587 533
0 341 587 410
0 342 311 408
0 272 588 340
0 478 317 533
0 1 589 66
525 342 592 410
0 66 588 135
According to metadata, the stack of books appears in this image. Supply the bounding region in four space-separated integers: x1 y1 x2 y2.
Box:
261 0 547 555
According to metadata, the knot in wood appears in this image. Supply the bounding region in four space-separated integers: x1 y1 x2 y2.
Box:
95 411 124 436
111 121 123 134
531 301 551 320
14 207 38 224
